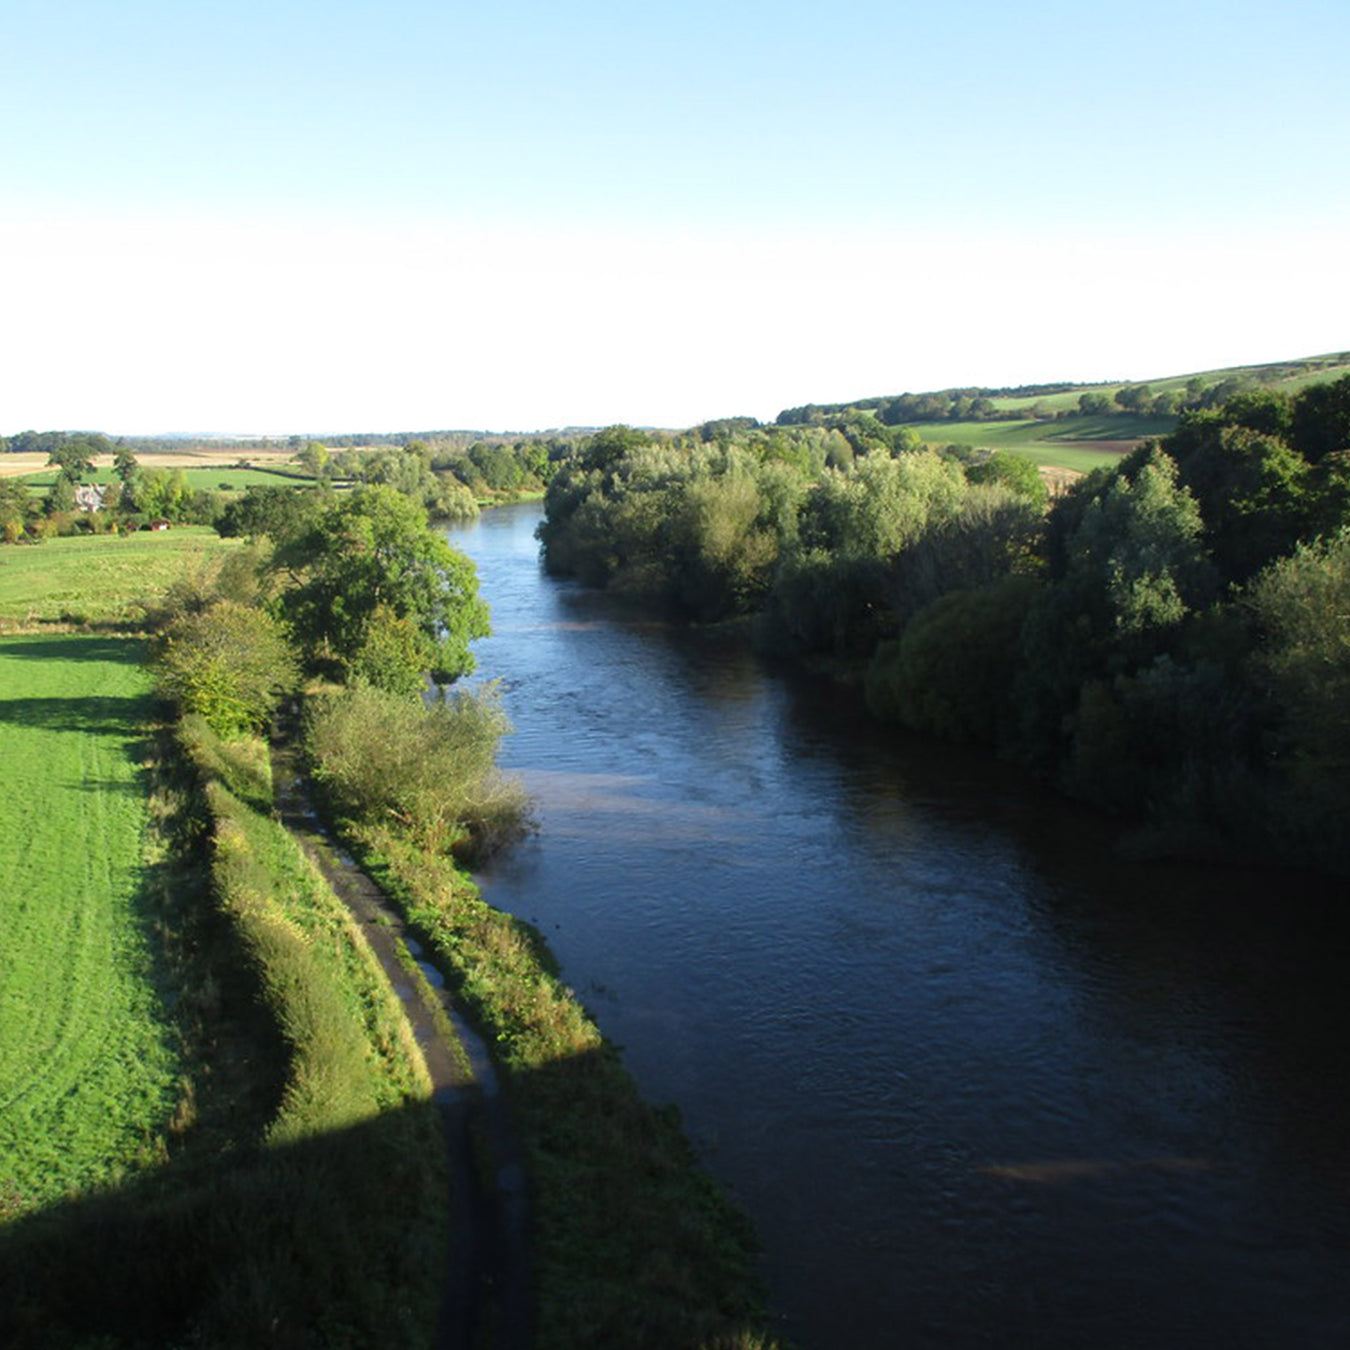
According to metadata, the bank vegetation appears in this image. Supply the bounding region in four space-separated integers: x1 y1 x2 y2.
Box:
538 380 1350 876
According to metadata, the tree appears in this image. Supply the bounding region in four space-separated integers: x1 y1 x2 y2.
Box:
1290 374 1350 463
46 441 95 482
216 485 322 543
273 485 489 685
153 601 299 736
1114 384 1154 414
306 682 528 860
0 480 31 541
1245 529 1350 867
964 451 1048 507
113 447 140 484
297 440 331 481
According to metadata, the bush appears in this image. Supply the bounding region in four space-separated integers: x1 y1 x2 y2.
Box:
154 601 299 736
306 683 531 862
866 575 1039 743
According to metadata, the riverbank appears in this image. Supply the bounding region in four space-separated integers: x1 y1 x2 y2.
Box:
303 718 784 1350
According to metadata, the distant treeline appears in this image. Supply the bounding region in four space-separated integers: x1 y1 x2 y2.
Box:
539 379 1350 875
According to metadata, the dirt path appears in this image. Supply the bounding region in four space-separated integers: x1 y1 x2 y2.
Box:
270 735 532 1350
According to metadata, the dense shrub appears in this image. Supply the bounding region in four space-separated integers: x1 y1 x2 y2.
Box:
306 683 531 862
154 601 299 735
866 575 1039 744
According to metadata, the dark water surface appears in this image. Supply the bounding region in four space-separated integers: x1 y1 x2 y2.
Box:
452 504 1350 1349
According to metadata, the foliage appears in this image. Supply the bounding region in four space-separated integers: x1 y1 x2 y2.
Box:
0 478 32 540
45 434 105 481
963 449 1048 507
215 483 324 542
153 600 299 735
273 485 489 685
1165 421 1311 583
535 379 1350 869
866 575 1039 744
1244 529 1350 868
306 682 530 862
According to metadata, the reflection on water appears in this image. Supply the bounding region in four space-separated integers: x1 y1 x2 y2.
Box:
452 504 1350 1350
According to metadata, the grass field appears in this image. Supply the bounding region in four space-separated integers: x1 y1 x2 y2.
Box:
912 415 1166 472
0 528 241 626
983 350 1350 414
0 634 179 1211
18 466 311 491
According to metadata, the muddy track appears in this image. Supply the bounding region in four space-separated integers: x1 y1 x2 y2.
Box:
270 734 532 1350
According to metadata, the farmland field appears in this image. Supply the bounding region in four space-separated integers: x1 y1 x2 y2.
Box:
912 415 1168 472
0 528 241 626
0 634 179 1211
17 466 311 491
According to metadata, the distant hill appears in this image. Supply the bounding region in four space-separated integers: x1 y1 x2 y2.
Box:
775 350 1350 428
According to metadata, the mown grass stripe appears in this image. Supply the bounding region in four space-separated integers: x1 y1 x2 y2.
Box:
0 635 180 1209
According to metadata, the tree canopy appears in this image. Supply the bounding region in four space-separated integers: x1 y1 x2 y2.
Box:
273 485 489 687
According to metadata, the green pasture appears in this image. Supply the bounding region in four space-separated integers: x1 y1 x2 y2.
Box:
914 415 1166 471
0 528 241 625
0 635 178 1210
19 466 309 492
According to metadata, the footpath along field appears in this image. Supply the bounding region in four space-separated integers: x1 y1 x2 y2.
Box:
0 634 179 1211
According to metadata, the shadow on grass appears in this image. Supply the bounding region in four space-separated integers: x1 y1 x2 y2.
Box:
0 695 150 737
0 1040 780 1350
0 1099 449 1350
0 635 146 663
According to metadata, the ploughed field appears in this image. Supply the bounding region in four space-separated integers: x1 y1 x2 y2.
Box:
0 634 179 1211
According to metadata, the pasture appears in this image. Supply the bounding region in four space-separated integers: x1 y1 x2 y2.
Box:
913 415 1164 472
0 528 242 626
17 465 311 493
0 635 178 1211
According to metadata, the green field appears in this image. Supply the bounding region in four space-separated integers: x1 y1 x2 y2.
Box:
913 414 1170 471
983 350 1350 414
0 528 241 626
20 466 310 492
0 635 179 1210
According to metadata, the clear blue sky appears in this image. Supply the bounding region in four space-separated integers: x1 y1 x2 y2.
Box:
3 0 1347 433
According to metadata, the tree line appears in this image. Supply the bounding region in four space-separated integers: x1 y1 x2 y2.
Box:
538 378 1350 874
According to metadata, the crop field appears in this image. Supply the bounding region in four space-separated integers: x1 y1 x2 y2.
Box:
0 528 241 626
913 416 1166 472
0 634 179 1211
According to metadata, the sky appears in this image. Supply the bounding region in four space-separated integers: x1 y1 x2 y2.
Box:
2 0 1348 436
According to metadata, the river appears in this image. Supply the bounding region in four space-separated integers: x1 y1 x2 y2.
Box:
450 502 1350 1349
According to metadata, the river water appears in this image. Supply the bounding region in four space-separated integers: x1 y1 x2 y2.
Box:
451 503 1350 1349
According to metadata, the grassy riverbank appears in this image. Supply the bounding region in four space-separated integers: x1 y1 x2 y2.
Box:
310 794 782 1349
